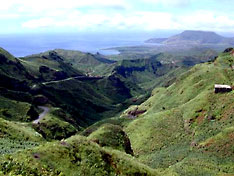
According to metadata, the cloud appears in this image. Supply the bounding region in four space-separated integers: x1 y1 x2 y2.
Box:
21 18 55 29
142 0 191 7
2 0 234 33
14 0 129 14
0 13 19 19
0 0 130 21
21 11 177 31
179 11 234 31
20 9 234 32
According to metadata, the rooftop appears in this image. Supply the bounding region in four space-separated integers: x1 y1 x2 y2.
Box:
214 84 232 89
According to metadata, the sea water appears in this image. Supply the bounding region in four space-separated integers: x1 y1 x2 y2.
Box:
0 32 150 57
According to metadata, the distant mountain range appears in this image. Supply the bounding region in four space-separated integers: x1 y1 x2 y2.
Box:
146 30 234 45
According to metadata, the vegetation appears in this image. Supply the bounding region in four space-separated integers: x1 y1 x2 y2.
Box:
0 135 159 176
0 45 233 175
26 49 116 76
32 108 78 140
124 50 234 174
88 123 134 155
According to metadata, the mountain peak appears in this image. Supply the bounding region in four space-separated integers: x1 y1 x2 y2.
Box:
146 30 234 45
178 30 221 38
182 30 217 34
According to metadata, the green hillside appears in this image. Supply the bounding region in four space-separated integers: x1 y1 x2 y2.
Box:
26 49 116 76
123 49 234 175
113 55 187 90
0 47 140 128
0 48 35 91
0 47 233 175
0 135 159 176
22 51 83 82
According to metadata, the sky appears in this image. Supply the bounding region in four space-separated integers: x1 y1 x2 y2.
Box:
1 0 234 34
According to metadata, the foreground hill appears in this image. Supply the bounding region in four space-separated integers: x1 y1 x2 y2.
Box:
0 135 160 176
123 48 234 175
146 30 234 46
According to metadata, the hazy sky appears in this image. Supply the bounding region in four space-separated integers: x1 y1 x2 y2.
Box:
1 0 234 34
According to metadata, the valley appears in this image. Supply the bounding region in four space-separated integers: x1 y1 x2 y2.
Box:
0 31 233 176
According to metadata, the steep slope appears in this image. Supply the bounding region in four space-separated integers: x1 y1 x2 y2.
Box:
88 124 134 155
1 47 233 175
22 51 83 82
26 49 116 76
146 30 234 46
37 75 133 127
123 49 234 175
0 47 146 140
0 48 35 91
113 55 187 90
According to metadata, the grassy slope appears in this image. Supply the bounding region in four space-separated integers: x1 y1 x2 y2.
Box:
124 51 234 175
0 47 140 134
0 116 44 156
0 48 33 81
0 48 35 93
0 96 32 122
38 76 132 127
113 56 188 90
108 45 218 63
52 49 116 76
22 51 83 81
88 123 134 155
26 49 116 76
0 46 233 175
23 49 188 92
0 135 159 176
32 108 78 140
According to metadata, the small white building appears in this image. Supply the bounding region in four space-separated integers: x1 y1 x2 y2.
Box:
214 84 232 93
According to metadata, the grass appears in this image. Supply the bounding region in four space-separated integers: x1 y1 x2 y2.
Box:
0 117 43 142
123 51 234 174
88 123 133 155
0 135 160 176
25 49 116 76
32 108 78 140
0 47 233 175
0 48 18 62
113 56 188 91
0 96 33 122
0 138 39 155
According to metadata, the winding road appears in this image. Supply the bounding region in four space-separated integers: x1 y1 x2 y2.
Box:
33 106 50 124
42 76 103 85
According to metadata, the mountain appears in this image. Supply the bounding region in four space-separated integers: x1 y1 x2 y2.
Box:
22 50 83 82
112 54 186 90
122 48 234 175
145 38 167 43
82 48 234 175
0 47 36 91
146 30 234 46
27 49 116 76
0 47 139 131
0 46 233 175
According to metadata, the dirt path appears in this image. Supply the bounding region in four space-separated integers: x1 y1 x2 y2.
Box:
33 106 50 124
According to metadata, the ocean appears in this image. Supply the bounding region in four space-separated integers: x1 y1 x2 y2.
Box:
0 33 151 57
